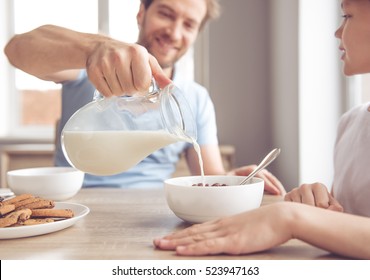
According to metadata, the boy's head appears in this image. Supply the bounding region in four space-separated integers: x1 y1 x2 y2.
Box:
335 0 370 75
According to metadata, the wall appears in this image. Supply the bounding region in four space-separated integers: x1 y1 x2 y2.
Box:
206 0 274 179
269 0 299 189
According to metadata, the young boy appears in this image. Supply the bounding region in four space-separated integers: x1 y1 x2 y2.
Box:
285 0 370 217
153 0 370 259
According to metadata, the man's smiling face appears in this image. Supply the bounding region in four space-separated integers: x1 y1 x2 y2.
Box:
136 0 207 70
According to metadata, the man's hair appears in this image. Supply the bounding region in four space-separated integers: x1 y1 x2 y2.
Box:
140 0 221 28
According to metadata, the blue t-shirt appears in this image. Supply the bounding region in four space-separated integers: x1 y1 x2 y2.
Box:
55 69 218 188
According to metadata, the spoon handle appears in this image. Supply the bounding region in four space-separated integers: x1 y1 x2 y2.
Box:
240 148 281 185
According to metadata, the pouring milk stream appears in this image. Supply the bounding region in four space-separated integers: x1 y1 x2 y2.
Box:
61 81 205 180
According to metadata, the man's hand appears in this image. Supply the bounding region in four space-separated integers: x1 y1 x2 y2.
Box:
86 41 171 97
228 165 286 195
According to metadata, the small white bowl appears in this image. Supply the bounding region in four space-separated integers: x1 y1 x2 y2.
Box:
164 175 264 224
7 167 84 201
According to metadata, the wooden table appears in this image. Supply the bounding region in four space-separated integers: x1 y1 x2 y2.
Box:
0 188 347 260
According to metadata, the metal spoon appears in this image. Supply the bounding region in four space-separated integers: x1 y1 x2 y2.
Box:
240 148 281 185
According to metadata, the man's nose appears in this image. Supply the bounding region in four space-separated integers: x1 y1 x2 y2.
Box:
167 21 182 41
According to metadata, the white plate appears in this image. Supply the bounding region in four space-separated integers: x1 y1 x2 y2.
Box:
0 202 89 239
0 188 15 198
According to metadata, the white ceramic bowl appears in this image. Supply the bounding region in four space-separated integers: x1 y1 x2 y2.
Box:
7 167 84 201
164 175 264 224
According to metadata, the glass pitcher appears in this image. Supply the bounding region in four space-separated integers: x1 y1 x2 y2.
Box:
61 80 196 176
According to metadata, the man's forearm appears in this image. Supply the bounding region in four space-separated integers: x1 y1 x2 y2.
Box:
4 24 104 78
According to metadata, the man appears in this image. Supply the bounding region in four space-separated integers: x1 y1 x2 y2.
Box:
4 0 284 194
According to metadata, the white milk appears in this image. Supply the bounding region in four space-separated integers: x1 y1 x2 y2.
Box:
63 130 205 182
191 139 205 184
62 130 190 175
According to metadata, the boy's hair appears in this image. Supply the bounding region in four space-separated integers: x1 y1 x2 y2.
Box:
140 0 221 29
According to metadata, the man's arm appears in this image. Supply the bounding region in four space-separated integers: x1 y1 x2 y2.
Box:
4 24 170 96
4 25 94 79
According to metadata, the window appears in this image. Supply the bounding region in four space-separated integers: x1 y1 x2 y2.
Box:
109 0 140 43
3 0 100 139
